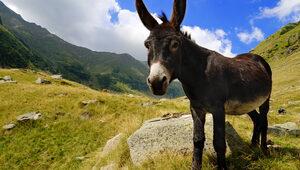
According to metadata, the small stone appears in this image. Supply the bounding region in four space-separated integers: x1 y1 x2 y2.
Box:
3 76 12 81
100 163 117 170
80 112 91 120
93 134 124 169
3 123 16 130
128 94 134 98
35 77 51 84
80 99 97 106
101 133 124 157
268 144 281 149
278 107 286 114
16 112 42 122
0 76 17 84
51 75 62 79
75 156 85 161
57 93 67 97
289 129 300 136
268 122 299 136
159 98 168 102
101 89 111 93
274 122 298 130
141 101 158 107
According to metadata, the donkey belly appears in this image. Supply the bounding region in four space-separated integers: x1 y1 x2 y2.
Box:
224 95 268 115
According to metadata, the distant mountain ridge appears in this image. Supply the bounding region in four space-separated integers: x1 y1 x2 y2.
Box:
0 1 184 97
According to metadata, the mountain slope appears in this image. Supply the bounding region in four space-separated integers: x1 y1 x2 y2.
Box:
0 24 50 69
0 1 184 97
251 21 300 61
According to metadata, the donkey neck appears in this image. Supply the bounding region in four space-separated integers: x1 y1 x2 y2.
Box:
178 38 213 86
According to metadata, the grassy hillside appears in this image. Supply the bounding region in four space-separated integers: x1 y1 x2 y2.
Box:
0 2 184 97
0 68 187 169
1 48 299 169
0 25 50 69
251 21 300 61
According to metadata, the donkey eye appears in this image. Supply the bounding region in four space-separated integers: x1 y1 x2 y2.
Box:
170 40 179 51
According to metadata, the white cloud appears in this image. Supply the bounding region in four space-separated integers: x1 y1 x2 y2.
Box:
237 27 264 44
182 26 235 57
1 0 235 60
259 0 300 22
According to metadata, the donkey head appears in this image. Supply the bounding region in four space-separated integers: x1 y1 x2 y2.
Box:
136 0 186 95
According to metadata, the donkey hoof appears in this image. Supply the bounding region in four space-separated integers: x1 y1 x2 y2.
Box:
192 164 202 170
217 166 228 170
250 142 259 148
261 147 270 156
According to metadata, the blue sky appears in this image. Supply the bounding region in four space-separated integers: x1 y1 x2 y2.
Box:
3 0 299 60
117 0 293 54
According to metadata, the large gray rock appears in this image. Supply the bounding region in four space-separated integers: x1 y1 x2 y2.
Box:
127 114 248 165
16 112 42 122
268 122 300 137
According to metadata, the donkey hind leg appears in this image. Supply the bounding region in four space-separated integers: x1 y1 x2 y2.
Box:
191 107 206 170
259 97 270 154
247 110 261 147
212 108 227 170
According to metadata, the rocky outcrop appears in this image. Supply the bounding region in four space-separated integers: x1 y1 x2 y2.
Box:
268 122 300 137
127 114 248 165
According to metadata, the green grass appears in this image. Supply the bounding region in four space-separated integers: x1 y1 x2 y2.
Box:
1 50 299 170
0 69 187 169
251 21 300 61
1 23 300 168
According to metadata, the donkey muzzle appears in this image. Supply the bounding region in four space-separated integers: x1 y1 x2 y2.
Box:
147 62 171 95
147 76 168 95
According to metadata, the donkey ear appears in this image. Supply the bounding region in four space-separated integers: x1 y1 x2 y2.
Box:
136 0 158 30
170 0 186 30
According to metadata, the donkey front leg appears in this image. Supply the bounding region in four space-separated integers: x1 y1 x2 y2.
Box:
212 107 227 170
191 106 206 170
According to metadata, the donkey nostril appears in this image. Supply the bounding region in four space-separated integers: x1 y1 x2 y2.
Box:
147 78 151 84
162 76 167 83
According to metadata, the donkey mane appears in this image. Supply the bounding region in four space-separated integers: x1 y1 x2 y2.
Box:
159 12 192 40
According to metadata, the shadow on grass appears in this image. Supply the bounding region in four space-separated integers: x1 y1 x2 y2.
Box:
216 122 300 170
205 122 300 169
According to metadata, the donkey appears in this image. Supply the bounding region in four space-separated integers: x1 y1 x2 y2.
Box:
136 0 272 169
